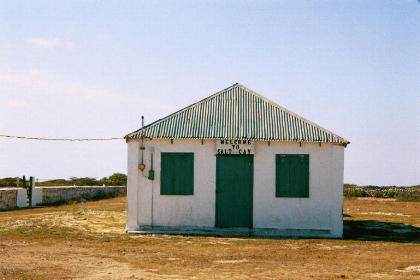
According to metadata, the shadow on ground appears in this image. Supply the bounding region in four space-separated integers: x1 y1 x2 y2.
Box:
344 220 420 243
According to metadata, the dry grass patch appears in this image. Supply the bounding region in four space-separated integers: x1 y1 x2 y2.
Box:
0 197 419 279
344 197 420 225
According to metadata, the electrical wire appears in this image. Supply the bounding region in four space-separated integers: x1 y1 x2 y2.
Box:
0 134 123 141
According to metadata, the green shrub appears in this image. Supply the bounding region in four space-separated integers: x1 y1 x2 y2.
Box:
395 192 420 202
0 177 20 187
386 190 396 198
344 184 420 201
344 189 367 197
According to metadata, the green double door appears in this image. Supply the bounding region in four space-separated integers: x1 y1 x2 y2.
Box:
216 155 254 228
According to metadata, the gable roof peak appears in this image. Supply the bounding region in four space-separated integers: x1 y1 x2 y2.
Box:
125 83 349 146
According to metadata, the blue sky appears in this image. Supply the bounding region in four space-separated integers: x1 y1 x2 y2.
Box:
0 1 418 185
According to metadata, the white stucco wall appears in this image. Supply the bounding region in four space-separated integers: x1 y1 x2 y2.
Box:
253 141 344 237
17 188 28 208
127 139 216 229
126 140 140 231
32 187 42 206
126 139 345 237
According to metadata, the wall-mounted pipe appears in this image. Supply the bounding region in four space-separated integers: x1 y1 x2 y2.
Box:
148 147 155 180
139 116 146 171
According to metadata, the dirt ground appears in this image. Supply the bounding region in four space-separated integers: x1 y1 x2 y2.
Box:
0 197 419 280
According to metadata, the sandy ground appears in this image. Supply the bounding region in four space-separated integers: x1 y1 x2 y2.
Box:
0 197 419 280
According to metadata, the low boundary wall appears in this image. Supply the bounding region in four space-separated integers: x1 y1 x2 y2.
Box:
0 188 28 210
0 186 126 209
39 186 126 205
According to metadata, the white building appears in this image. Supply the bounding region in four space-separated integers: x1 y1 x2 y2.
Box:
125 84 349 238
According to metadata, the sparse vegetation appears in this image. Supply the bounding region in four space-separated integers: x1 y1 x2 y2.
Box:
0 177 21 187
344 184 420 201
0 197 419 279
0 173 127 187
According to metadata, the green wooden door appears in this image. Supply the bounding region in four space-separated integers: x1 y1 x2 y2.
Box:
216 155 253 228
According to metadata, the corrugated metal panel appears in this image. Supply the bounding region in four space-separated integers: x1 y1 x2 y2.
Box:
125 84 349 145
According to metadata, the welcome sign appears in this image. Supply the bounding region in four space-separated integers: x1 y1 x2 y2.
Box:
216 139 254 155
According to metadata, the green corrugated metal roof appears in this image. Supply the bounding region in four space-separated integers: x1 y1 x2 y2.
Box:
125 83 350 146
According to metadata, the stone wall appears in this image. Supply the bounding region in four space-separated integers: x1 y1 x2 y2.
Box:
0 186 126 209
0 188 18 209
40 186 126 205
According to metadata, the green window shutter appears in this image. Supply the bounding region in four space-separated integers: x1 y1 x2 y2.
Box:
161 152 194 195
275 154 309 197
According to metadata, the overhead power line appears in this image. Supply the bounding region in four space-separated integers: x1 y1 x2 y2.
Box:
0 134 124 141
